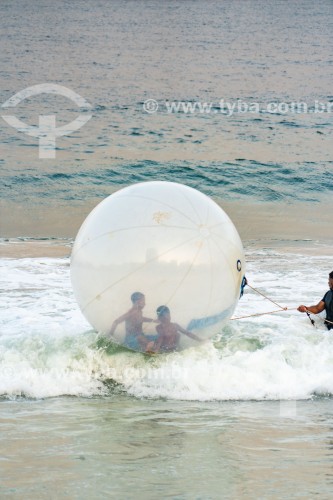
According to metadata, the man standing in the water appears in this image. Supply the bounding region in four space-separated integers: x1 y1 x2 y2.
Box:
298 271 333 330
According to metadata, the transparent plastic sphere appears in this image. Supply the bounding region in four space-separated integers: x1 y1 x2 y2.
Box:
71 181 245 352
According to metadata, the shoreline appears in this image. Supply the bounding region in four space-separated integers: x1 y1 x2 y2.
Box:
0 237 332 259
1 197 332 259
0 239 72 258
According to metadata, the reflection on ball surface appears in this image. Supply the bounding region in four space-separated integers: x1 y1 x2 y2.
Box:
71 181 245 352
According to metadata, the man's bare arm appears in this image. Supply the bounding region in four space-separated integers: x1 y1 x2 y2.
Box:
298 301 325 314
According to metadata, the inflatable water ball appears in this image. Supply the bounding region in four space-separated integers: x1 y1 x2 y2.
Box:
71 181 245 352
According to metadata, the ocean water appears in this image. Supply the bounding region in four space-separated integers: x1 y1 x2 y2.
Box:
1 0 333 234
1 244 333 401
1 0 333 497
1 242 333 498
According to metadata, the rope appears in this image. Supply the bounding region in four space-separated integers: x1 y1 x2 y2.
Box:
231 307 298 321
232 308 333 324
231 280 290 320
303 310 333 328
308 314 333 326
232 278 333 326
299 305 333 327
246 283 287 310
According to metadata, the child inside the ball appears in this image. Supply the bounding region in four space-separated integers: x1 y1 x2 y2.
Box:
109 293 203 353
147 305 203 353
109 291 157 351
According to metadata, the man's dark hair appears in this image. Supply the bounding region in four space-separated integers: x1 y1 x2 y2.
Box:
329 271 333 279
156 305 170 318
131 292 144 303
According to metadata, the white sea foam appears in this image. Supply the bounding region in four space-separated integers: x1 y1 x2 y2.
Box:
0 246 332 400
